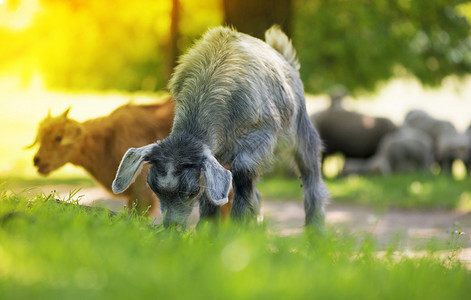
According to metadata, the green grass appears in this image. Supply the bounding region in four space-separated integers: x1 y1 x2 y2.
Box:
328 173 471 210
0 189 470 299
258 172 471 210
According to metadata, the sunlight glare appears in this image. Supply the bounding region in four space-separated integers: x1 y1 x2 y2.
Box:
0 0 40 31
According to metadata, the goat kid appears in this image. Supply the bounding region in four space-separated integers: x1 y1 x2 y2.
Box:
27 99 175 214
113 26 328 229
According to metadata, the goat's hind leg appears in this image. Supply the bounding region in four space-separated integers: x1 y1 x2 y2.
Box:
294 114 329 230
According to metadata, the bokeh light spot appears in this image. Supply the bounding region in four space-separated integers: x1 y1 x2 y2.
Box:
221 240 250 272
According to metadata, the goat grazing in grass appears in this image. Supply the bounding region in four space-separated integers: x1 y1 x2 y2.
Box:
112 26 328 229
27 99 175 214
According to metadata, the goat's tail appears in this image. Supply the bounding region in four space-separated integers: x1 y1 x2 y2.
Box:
265 25 300 72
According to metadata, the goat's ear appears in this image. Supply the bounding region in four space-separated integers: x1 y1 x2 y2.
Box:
112 144 155 194
61 122 83 146
202 152 232 206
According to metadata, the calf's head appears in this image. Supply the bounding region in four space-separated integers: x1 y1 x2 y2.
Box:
26 108 83 175
112 134 232 227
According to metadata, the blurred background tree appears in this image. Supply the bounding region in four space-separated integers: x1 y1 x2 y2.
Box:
295 0 471 94
223 0 293 39
0 0 470 94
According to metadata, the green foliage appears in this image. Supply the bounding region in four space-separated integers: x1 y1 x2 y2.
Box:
294 0 471 94
0 0 222 91
32 0 172 91
1 0 470 93
0 190 470 299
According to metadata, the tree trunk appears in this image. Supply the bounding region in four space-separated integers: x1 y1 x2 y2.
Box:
166 0 180 81
222 0 293 39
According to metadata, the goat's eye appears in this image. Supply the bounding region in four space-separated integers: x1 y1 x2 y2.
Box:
55 136 62 142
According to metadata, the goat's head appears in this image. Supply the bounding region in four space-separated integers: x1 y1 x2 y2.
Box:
26 108 83 175
112 133 232 228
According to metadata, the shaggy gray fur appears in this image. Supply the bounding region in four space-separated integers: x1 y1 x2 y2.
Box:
112 26 328 229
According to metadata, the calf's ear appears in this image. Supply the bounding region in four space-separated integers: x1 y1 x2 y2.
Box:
201 151 232 206
112 144 155 194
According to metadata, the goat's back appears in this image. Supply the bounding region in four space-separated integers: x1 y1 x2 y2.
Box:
168 27 304 158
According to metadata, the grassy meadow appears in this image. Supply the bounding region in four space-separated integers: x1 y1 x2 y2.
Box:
1 190 470 299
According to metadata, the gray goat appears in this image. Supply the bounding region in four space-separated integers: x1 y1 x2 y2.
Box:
405 110 469 172
342 126 433 175
112 26 328 229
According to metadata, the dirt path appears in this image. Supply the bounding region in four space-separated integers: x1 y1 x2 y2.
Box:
35 185 471 266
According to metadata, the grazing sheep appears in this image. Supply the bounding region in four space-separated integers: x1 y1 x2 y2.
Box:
464 125 471 175
27 99 175 214
404 110 469 172
342 126 433 175
112 26 328 229
310 103 397 162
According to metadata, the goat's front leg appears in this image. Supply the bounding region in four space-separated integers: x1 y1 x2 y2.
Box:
196 193 221 228
229 132 275 221
230 164 258 221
